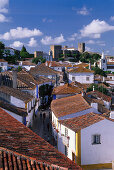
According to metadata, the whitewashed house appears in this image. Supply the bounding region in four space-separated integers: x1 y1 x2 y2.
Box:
51 94 101 141
0 59 8 72
87 90 112 110
68 67 94 84
0 86 36 126
19 61 36 71
58 112 114 169
52 83 82 99
30 63 60 86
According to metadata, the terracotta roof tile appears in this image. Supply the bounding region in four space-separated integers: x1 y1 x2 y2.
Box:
87 90 111 102
52 83 82 95
30 64 60 76
71 81 91 90
51 94 91 118
59 112 105 132
68 67 94 73
45 61 64 67
0 108 81 169
0 100 27 116
21 61 36 66
0 86 34 102
0 59 7 62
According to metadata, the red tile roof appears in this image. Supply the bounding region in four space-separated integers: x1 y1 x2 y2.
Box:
51 94 91 118
0 59 7 62
0 147 75 170
0 108 81 169
52 83 82 95
45 61 64 67
30 64 60 76
59 112 105 132
87 90 111 102
68 67 94 73
0 86 34 102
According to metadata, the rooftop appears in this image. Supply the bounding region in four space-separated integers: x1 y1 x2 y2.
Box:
0 86 34 102
59 112 105 132
20 61 36 66
51 94 91 118
52 83 82 95
0 59 7 63
71 81 91 90
87 90 111 102
30 63 60 76
68 67 94 73
0 108 80 169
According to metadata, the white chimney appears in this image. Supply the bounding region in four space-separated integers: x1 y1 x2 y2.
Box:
91 103 98 111
45 61 48 66
93 85 95 91
89 62 91 70
110 111 114 119
49 62 52 67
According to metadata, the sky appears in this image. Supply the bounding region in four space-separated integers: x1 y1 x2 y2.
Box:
0 0 114 55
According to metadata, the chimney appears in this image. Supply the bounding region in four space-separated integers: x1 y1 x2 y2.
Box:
89 62 91 70
45 61 48 66
93 85 95 91
12 69 17 89
91 103 98 111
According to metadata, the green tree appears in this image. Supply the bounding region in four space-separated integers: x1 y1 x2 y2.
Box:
87 83 109 95
20 45 29 60
32 56 46 64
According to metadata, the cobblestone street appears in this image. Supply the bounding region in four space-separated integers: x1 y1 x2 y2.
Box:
31 109 56 147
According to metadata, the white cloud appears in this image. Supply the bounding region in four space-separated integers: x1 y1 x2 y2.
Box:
110 16 114 21
85 46 93 52
28 38 37 47
86 40 106 46
42 18 53 23
80 19 114 38
77 6 89 16
0 13 9 22
10 41 23 48
41 34 65 45
0 8 8 13
0 27 43 40
68 33 78 41
0 0 9 9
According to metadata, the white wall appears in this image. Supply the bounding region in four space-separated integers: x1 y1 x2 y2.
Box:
81 119 114 165
0 62 8 71
11 96 25 108
58 123 76 160
69 72 94 84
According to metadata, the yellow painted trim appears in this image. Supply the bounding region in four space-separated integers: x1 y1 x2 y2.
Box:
82 163 112 170
25 103 27 109
76 130 81 165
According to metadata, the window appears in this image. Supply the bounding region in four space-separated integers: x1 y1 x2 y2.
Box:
103 60 105 63
1 63 3 66
110 77 112 80
65 146 68 156
92 135 101 144
72 77 75 81
86 77 90 81
65 128 68 137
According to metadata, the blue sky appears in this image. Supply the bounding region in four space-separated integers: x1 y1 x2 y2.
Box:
0 0 114 55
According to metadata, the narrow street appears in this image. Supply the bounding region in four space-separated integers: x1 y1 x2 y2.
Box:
31 109 56 147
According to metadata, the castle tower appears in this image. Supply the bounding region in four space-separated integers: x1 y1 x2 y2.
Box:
78 43 85 53
99 52 107 71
